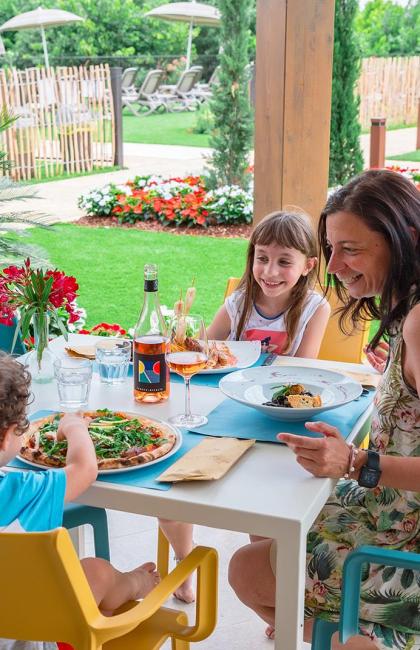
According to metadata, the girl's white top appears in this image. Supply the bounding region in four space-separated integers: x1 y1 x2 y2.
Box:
225 288 326 355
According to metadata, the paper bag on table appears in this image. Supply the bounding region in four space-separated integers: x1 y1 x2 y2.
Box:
157 437 255 482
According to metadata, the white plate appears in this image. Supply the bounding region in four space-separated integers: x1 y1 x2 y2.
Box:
219 366 363 421
17 414 182 475
198 340 261 375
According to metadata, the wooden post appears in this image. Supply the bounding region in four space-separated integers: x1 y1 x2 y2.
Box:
253 0 335 229
369 117 386 168
110 67 123 167
416 98 420 151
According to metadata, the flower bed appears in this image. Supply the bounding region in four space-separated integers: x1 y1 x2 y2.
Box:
78 175 253 228
385 166 420 189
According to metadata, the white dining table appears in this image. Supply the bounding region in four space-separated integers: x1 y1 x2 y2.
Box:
24 334 376 650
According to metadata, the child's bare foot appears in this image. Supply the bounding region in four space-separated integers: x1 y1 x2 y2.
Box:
265 625 275 640
129 561 160 599
174 574 195 603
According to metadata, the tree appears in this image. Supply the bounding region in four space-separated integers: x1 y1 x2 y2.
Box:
355 0 419 57
0 0 189 69
329 0 364 187
206 0 253 189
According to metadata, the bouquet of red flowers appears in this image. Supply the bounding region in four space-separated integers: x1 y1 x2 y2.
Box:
0 259 80 366
79 322 128 337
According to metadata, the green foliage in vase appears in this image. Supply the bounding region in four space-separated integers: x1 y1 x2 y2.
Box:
329 0 364 187
0 260 79 364
205 0 254 190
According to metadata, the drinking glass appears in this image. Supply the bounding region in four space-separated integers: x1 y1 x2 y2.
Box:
166 314 209 427
95 339 132 384
54 358 92 410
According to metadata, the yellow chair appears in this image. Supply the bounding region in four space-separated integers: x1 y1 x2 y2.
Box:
223 277 370 364
0 527 218 650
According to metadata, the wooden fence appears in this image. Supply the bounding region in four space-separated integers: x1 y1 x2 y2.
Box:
0 65 115 181
358 56 420 130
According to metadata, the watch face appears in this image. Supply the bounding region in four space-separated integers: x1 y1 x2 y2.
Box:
359 466 380 488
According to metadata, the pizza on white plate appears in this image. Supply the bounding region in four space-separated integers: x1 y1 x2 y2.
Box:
20 409 178 471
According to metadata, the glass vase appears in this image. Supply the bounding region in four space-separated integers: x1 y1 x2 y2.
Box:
26 310 55 384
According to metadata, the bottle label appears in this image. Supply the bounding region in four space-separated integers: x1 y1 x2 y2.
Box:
144 279 158 292
134 352 167 392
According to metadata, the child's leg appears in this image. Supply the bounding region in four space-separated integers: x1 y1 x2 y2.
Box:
81 557 160 614
158 518 195 603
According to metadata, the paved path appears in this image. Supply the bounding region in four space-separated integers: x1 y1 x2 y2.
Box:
1 128 417 224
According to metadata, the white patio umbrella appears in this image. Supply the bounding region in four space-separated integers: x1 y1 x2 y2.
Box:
144 1 220 68
0 7 84 69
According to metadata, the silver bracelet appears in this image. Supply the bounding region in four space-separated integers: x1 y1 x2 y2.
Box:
343 443 360 479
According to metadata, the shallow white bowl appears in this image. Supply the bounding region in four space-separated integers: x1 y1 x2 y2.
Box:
219 366 363 421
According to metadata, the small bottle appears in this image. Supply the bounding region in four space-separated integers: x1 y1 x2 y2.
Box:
133 264 170 403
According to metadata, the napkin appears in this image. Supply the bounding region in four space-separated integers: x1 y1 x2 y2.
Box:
157 437 255 482
65 344 96 359
268 356 381 388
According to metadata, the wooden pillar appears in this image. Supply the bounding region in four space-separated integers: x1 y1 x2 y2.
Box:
416 98 420 151
110 67 123 167
369 117 386 168
253 0 335 230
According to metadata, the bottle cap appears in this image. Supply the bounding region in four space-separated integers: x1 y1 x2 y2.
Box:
144 263 158 280
144 264 158 292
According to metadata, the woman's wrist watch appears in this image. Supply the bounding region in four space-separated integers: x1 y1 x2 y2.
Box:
357 449 382 488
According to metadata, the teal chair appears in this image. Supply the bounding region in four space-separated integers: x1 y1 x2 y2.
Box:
1 319 110 561
62 503 110 561
0 317 26 356
312 545 420 648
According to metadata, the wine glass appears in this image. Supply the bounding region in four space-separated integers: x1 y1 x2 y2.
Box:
166 314 209 427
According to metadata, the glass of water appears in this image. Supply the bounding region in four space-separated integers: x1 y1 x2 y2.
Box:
54 358 92 410
95 339 131 384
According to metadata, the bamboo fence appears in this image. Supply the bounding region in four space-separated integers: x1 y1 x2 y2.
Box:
358 56 420 130
0 64 115 181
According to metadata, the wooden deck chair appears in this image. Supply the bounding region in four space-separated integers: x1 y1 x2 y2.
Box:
161 68 202 112
121 67 140 115
122 68 165 116
223 277 370 364
192 65 220 102
0 527 218 650
136 69 166 116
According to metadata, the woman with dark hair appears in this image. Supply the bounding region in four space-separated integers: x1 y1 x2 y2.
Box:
228 169 420 650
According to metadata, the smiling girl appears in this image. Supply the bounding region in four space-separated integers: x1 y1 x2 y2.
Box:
207 211 330 357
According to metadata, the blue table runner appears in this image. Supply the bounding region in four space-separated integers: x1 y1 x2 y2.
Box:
188 390 375 443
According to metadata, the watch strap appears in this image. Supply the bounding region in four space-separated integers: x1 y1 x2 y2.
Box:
366 449 380 470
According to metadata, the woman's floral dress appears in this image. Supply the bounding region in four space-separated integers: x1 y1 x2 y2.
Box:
305 313 420 650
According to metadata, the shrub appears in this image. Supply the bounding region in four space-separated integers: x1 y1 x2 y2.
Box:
207 185 253 225
79 175 253 227
78 183 122 216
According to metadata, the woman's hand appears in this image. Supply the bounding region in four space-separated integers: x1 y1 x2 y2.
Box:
364 341 389 374
277 422 351 478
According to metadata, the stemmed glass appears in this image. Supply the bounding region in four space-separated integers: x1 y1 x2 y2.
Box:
166 314 209 427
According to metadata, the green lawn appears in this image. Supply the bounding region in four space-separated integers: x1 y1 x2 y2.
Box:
122 110 210 147
20 224 247 328
387 150 420 163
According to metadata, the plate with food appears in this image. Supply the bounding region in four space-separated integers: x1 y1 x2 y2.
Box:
19 409 182 473
219 366 363 420
203 340 261 374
